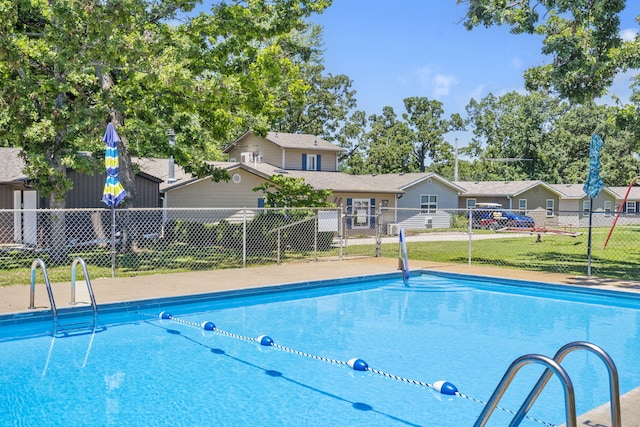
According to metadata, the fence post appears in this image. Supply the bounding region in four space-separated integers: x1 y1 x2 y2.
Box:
376 208 381 257
468 209 473 265
314 211 318 262
339 206 344 260
242 208 247 268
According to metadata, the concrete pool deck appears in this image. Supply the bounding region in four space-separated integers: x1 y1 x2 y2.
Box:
1 257 639 426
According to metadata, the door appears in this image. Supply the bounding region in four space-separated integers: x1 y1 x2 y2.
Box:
13 190 38 245
352 199 370 229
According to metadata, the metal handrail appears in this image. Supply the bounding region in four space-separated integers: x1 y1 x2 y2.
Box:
29 258 58 331
70 257 97 313
473 354 577 427
511 341 621 427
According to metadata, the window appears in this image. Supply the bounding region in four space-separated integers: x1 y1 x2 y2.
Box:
518 199 527 214
546 199 554 217
626 201 636 213
421 195 437 214
307 154 317 171
583 200 590 214
466 199 476 209
604 201 612 216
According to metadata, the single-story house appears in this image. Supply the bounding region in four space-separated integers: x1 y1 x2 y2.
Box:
548 184 617 228
0 147 162 246
455 180 565 226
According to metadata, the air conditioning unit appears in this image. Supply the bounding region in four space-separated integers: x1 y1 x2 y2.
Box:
387 223 399 235
424 217 433 228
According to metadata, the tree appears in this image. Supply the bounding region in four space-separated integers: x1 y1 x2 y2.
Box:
363 107 415 174
402 97 464 172
0 0 332 207
253 175 334 208
464 91 640 184
465 91 568 182
0 0 330 259
459 0 637 103
275 25 359 141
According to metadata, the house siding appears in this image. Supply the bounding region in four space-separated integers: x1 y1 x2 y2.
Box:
283 149 337 171
65 170 160 208
165 169 266 210
395 179 459 229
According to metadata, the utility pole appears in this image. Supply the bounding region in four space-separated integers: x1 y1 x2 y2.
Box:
454 138 459 181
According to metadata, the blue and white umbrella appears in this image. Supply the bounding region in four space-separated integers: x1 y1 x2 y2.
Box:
583 134 604 199
102 123 126 278
102 123 126 207
583 134 604 276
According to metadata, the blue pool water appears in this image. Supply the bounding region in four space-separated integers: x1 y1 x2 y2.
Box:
1 271 639 426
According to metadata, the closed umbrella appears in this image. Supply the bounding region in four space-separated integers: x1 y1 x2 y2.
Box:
102 123 127 278
583 134 604 276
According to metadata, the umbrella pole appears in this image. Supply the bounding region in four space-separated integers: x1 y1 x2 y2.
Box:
111 206 116 278
587 198 593 276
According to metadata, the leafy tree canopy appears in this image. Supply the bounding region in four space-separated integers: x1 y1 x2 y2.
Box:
459 0 637 103
253 174 334 208
0 0 331 206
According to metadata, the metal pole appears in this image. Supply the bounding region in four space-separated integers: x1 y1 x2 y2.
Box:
587 198 593 276
111 206 116 278
468 209 473 265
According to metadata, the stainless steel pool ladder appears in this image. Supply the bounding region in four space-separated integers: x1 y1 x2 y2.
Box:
474 341 621 427
29 257 98 333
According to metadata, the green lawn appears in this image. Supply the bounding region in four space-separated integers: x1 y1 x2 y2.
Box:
2 225 638 287
375 226 640 280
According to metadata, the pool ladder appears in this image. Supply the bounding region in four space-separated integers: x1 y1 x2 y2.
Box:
29 257 98 334
474 341 621 427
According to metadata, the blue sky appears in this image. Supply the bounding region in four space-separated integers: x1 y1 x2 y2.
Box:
310 2 639 146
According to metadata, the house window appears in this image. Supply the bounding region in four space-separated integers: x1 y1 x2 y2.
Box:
421 195 437 214
466 199 476 209
583 200 590 214
626 201 636 213
546 199 554 217
307 154 317 171
604 201 612 216
518 199 527 214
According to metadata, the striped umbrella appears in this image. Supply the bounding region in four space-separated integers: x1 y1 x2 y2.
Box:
102 123 126 278
102 123 126 207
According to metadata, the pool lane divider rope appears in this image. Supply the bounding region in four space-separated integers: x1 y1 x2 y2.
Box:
156 311 556 426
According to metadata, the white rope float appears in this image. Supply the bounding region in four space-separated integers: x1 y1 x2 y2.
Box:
156 311 556 426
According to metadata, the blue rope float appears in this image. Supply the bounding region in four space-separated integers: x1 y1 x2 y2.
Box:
154 312 555 426
157 311 457 396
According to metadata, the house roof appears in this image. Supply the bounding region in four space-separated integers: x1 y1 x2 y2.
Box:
609 185 640 200
0 148 29 183
455 180 564 197
135 158 275 192
224 130 345 153
246 163 461 194
548 183 618 200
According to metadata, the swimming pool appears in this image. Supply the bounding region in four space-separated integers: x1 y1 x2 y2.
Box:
1 271 639 426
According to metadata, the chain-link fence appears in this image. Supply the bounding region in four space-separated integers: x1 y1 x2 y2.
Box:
1 206 638 285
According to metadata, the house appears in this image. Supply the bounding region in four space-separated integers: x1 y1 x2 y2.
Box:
133 132 464 234
455 180 565 226
224 130 344 172
0 147 162 245
548 184 617 228
608 185 640 226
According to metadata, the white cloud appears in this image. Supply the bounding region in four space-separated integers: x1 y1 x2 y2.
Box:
412 67 457 98
620 28 638 42
511 57 523 69
433 74 457 97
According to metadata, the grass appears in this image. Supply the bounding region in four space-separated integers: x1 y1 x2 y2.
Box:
1 225 638 287
375 226 640 280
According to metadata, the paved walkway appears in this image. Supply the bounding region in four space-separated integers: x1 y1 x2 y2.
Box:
2 257 639 426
